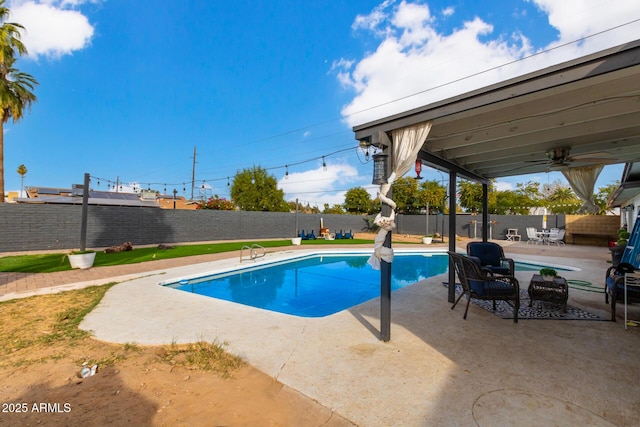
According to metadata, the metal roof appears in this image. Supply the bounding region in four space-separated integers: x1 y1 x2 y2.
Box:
15 190 160 208
354 39 640 183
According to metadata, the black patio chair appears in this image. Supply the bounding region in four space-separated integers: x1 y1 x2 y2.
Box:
448 251 520 323
604 262 640 321
466 241 515 276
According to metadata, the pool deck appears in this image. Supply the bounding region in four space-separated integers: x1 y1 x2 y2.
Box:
2 240 639 426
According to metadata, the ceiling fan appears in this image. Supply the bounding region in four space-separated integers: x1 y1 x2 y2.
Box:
529 147 614 171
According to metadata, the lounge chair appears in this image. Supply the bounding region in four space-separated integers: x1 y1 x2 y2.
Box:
448 251 520 323
605 262 640 321
466 241 515 276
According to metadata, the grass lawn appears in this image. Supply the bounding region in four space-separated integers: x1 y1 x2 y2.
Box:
1 238 374 273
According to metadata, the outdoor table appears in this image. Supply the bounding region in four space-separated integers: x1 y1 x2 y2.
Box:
528 274 569 312
536 230 551 244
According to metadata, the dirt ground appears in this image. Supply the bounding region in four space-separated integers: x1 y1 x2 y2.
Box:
0 286 354 427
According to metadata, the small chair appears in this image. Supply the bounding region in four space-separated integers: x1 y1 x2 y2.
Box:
605 262 640 321
526 227 543 245
448 251 520 323
546 229 565 246
343 230 354 239
466 241 515 276
335 230 345 239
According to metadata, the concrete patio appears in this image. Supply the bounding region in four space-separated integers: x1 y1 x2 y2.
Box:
62 240 639 426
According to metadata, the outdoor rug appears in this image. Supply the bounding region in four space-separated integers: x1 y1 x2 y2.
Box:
444 283 606 321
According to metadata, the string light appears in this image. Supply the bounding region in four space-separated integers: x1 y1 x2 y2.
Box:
87 146 358 194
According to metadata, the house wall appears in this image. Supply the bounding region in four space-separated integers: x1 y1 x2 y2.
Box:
620 194 640 232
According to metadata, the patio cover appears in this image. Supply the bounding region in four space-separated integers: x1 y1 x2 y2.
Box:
353 39 640 339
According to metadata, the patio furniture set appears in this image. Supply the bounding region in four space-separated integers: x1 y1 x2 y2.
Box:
449 241 640 325
524 227 566 245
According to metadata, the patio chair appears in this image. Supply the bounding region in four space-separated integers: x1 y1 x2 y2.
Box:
448 251 520 323
546 229 565 246
526 227 543 244
605 262 640 321
466 241 515 276
335 229 345 239
343 230 354 239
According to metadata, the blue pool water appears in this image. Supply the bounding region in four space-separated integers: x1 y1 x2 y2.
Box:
165 252 448 318
164 252 572 318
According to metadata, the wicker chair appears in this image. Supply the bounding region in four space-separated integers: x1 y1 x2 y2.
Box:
466 241 515 276
448 251 520 323
605 262 640 321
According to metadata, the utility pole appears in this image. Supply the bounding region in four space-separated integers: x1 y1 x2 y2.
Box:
191 146 197 200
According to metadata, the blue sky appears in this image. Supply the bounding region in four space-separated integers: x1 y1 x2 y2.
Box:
5 0 640 207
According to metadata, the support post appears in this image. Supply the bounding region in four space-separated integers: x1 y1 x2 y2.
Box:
447 171 457 303
482 182 488 242
380 190 392 342
80 173 90 252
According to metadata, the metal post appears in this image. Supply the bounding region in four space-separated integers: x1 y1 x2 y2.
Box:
380 188 392 342
295 198 299 237
482 182 488 242
447 171 457 303
80 173 90 252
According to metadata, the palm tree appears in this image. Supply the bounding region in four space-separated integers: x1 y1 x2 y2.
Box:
0 1 37 202
16 163 26 196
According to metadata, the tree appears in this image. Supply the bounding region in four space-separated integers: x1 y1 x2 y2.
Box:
418 179 447 213
343 187 373 214
230 166 289 212
391 177 422 214
16 163 26 196
594 181 620 215
547 185 580 214
323 203 345 214
196 194 236 210
0 2 37 202
458 180 497 213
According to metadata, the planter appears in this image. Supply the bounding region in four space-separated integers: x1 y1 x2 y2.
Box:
68 252 96 269
422 237 433 245
291 237 302 246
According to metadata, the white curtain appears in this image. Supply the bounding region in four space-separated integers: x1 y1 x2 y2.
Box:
368 121 433 270
561 165 604 214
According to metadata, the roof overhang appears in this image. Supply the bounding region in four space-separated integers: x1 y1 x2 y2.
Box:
608 162 640 207
354 39 640 183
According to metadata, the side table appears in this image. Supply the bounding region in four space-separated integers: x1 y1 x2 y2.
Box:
528 274 568 312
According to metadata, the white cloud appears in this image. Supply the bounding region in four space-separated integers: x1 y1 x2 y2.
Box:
441 7 454 17
277 162 361 208
338 0 640 127
494 181 514 192
9 0 96 59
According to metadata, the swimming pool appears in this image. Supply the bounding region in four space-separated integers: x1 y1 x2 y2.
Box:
163 251 575 318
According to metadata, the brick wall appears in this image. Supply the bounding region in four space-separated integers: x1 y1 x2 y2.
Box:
565 214 620 246
0 204 366 253
0 204 621 252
